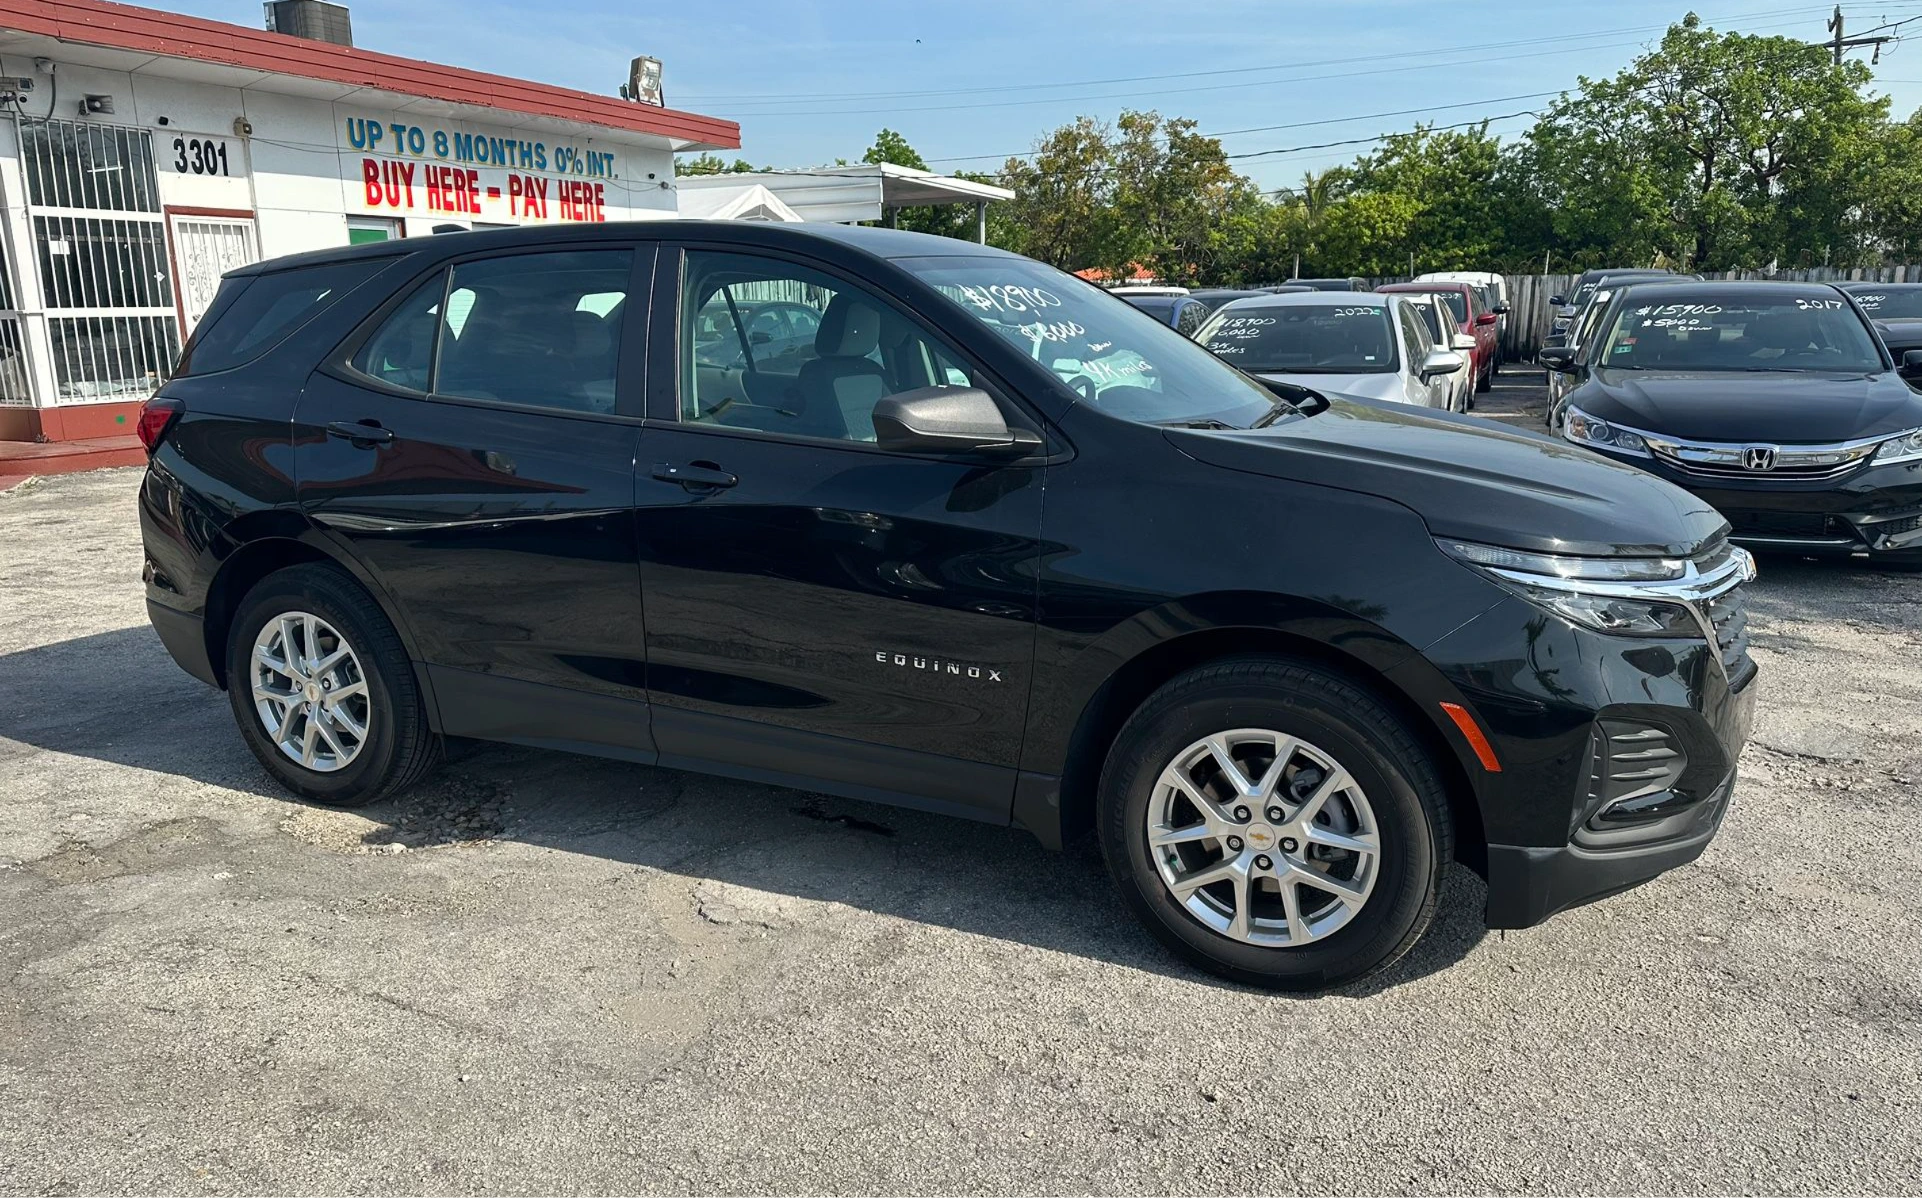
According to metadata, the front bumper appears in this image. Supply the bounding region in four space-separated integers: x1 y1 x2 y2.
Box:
1485 767 1737 928
1585 447 1922 556
1394 574 1758 930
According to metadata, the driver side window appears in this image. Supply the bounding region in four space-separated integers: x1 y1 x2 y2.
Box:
681 251 980 444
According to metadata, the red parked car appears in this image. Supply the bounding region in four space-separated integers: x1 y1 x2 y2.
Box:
1377 282 1499 394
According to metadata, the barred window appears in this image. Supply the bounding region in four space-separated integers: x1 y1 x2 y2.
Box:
34 216 174 310
20 121 161 213
48 316 181 403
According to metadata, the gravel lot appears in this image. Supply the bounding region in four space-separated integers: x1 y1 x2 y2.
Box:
3 371 1919 1195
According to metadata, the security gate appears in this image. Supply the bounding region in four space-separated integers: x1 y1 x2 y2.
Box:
18 118 183 404
169 214 259 332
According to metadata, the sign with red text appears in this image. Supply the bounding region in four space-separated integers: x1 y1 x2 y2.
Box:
338 114 634 226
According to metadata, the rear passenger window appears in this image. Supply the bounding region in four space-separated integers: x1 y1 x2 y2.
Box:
352 274 442 392
436 251 631 413
180 258 386 376
347 250 633 414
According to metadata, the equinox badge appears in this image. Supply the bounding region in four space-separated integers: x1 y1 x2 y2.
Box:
876 651 1003 682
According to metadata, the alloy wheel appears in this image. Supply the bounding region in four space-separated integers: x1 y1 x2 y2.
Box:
250 611 371 773
1145 728 1380 946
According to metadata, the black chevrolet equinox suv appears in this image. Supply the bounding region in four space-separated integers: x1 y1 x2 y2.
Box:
139 223 1757 989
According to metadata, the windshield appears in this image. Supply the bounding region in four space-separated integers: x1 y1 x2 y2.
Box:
1849 289 1922 319
1596 294 1886 372
1195 302 1398 374
897 255 1283 427
1413 301 1444 342
1429 291 1469 322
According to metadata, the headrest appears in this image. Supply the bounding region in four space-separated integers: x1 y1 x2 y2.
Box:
816 295 883 357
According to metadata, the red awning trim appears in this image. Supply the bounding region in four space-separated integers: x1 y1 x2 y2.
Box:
0 0 740 149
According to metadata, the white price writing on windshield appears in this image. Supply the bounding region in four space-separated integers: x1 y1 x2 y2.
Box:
1017 319 1085 343
1636 303 1723 316
957 283 1063 314
1856 294 1887 307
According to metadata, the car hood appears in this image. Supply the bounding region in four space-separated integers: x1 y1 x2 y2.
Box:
1576 367 1922 442
1252 370 1405 403
1169 396 1726 557
1875 318 1922 350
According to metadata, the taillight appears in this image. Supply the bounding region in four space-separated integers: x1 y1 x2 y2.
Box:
136 395 183 453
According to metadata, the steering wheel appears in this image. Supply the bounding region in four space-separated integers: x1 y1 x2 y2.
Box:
1070 375 1097 401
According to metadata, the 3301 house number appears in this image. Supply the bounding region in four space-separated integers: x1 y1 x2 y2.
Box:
170 136 233 176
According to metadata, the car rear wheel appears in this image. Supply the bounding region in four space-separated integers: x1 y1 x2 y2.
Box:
1475 359 1493 393
226 563 440 807
1097 657 1452 991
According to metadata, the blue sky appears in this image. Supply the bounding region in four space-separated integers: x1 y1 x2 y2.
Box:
175 0 1922 191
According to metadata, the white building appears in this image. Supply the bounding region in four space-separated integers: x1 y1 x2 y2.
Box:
0 0 738 447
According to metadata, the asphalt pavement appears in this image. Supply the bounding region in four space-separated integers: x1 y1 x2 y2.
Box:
2 372 1918 1195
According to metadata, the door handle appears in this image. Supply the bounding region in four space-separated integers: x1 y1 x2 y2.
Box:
325 420 395 446
652 462 738 492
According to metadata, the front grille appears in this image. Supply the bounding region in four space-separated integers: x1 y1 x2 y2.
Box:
1705 585 1755 687
1725 509 1840 539
1878 513 1922 537
1654 452 1866 481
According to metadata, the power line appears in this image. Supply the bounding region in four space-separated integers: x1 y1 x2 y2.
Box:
704 11 1856 119
922 90 1567 166
684 2 1909 106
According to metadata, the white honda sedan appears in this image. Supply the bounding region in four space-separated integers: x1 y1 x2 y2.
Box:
1195 292 1463 408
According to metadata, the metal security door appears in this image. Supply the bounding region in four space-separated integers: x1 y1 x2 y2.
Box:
19 119 183 404
169 215 258 333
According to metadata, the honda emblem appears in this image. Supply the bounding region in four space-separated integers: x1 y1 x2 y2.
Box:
1741 445 1779 471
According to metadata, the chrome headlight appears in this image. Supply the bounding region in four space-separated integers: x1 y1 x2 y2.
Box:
1439 538 1755 638
1563 406 1650 458
1875 427 1922 464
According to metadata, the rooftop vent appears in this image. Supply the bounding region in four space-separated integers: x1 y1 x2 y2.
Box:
264 1 353 47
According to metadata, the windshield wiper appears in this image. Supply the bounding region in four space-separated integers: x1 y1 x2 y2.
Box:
1252 397 1307 427
1154 418 1239 430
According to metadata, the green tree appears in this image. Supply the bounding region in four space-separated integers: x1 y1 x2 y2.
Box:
676 152 757 176
1525 13 1885 269
862 128 927 170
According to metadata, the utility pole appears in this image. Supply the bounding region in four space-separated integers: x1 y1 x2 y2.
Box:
1827 5 1892 64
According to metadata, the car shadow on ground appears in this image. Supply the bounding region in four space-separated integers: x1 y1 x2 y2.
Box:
3 624 1491 996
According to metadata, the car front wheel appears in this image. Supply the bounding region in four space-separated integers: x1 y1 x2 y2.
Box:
226 563 440 807
1098 657 1452 990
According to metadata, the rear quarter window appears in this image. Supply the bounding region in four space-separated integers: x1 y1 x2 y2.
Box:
177 258 389 376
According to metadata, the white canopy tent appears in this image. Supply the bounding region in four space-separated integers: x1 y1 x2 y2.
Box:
675 163 1014 240
672 183 804 223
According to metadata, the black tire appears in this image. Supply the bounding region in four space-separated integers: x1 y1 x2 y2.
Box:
225 563 440 807
1475 360 1493 393
1097 656 1452 991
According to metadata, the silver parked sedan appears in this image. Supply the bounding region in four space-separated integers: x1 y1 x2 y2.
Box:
1194 291 1462 407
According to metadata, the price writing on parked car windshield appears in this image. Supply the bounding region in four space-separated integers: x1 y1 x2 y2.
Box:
1637 303 1723 316
955 284 1063 314
1018 320 1085 343
1794 297 1846 310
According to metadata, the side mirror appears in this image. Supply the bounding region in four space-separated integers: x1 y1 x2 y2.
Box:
1475 312 1498 327
749 330 772 345
1420 349 1465 379
872 386 1043 456
1539 346 1577 372
1451 332 1478 352
1902 348 1922 379
1548 295 1566 307
1543 331 1569 349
